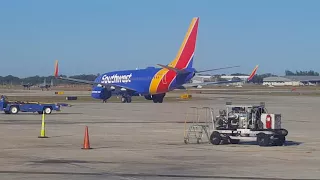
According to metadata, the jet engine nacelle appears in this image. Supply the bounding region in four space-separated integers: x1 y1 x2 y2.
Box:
91 86 112 100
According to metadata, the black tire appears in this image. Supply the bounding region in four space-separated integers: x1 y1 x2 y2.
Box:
273 135 285 146
152 94 165 103
210 131 221 145
257 133 270 147
152 97 158 103
127 96 132 103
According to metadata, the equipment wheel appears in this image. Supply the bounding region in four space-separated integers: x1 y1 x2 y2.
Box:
257 133 270 147
10 106 18 114
44 107 52 114
273 135 285 146
280 129 288 136
210 131 221 145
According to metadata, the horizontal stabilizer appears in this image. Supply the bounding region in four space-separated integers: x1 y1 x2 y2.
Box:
157 64 188 74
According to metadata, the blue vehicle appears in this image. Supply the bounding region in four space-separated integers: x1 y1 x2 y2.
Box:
0 95 61 114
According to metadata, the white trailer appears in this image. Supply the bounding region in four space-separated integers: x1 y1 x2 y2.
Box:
210 102 288 146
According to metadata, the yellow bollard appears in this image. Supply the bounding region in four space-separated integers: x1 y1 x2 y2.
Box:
38 111 48 138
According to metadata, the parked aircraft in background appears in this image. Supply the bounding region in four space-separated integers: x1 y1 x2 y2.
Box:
21 79 54 90
54 17 257 103
22 83 33 90
38 79 54 91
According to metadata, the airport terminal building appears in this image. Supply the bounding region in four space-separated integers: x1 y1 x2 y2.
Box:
263 76 320 86
220 75 250 81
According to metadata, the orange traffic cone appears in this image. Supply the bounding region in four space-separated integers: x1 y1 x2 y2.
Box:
82 126 92 149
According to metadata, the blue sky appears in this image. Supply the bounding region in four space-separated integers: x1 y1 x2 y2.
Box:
1 0 320 77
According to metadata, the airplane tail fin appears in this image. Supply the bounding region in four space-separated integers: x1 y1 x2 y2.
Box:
168 17 199 70
247 65 259 82
54 60 59 77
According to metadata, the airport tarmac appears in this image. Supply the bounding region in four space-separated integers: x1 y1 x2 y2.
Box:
0 93 319 180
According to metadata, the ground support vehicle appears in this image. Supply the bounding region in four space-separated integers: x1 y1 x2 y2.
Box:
210 102 288 146
0 95 62 114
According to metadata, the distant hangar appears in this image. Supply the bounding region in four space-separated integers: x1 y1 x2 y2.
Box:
263 76 320 86
192 75 250 81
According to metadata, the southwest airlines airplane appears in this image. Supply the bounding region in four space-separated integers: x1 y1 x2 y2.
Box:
54 17 258 103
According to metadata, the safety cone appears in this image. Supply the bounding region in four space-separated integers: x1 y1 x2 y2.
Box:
82 126 91 149
38 111 48 138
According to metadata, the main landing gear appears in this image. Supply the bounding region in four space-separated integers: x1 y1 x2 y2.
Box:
120 93 166 103
144 93 166 103
121 94 132 103
152 93 165 103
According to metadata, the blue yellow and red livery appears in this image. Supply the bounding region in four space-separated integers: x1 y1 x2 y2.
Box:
54 17 258 103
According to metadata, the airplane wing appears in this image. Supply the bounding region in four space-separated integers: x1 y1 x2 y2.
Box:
53 60 137 91
180 65 259 89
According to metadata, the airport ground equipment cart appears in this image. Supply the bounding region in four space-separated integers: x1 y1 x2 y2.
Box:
0 95 62 114
209 102 288 147
184 106 215 144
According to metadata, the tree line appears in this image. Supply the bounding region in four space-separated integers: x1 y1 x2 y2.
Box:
285 70 319 76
